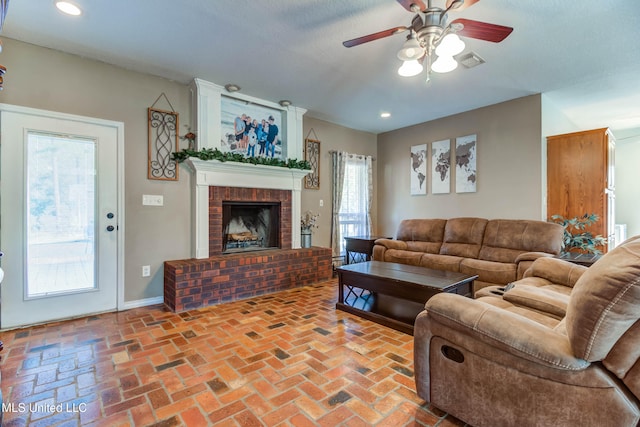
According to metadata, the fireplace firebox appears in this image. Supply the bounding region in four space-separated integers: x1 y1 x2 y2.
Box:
222 201 280 253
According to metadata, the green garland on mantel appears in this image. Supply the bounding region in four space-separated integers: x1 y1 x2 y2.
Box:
172 148 311 170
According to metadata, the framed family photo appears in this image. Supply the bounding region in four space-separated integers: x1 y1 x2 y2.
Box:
220 96 285 160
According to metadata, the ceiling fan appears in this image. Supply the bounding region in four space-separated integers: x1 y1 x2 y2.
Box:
343 0 513 82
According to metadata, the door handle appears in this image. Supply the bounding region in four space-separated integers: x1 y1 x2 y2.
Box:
107 212 114 219
106 225 115 232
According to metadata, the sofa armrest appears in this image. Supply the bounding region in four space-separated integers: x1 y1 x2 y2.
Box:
503 285 569 318
522 257 587 288
515 252 555 263
373 238 406 250
515 252 557 280
372 239 407 261
421 293 588 370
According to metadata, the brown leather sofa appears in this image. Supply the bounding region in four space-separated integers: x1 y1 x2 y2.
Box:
372 217 564 293
413 235 640 427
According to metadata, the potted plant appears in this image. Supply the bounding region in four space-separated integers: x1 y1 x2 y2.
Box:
300 211 319 248
549 213 607 255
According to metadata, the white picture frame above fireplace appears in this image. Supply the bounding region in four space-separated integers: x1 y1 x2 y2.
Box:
220 96 285 159
190 78 307 161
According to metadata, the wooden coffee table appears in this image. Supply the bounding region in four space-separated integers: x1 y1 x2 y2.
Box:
336 261 477 334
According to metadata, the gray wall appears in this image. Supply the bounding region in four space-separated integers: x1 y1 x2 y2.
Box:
376 95 543 237
1 38 192 302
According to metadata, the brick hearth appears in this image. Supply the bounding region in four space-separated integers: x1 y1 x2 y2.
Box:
164 247 332 312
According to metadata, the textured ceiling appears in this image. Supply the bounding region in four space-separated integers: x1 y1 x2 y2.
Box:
2 0 640 135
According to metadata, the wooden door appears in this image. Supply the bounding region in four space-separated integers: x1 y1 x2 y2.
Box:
547 128 613 253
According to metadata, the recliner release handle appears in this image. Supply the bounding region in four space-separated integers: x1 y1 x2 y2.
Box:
441 345 465 363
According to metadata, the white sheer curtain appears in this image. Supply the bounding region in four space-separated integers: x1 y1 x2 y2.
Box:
331 151 373 257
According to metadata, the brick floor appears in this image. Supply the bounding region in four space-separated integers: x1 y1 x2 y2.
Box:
0 279 467 426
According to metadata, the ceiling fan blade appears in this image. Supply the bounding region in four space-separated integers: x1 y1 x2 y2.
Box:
396 0 427 12
451 18 513 43
446 0 479 11
343 26 408 48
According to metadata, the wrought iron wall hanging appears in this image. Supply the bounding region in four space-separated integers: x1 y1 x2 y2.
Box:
304 132 320 190
148 93 179 180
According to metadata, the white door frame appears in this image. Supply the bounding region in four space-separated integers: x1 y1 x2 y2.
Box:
0 103 125 323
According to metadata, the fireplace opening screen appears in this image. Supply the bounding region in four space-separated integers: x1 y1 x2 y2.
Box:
222 202 281 254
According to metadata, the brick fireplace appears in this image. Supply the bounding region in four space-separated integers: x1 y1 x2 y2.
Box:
163 159 332 312
210 186 291 255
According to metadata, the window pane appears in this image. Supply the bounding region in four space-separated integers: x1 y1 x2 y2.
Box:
338 160 369 255
26 132 96 297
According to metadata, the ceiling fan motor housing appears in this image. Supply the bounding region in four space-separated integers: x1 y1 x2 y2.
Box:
417 9 447 51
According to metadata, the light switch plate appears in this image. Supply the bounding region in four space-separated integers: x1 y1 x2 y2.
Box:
142 194 163 206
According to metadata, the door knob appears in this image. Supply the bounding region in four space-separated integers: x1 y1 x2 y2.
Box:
106 225 115 232
107 212 114 219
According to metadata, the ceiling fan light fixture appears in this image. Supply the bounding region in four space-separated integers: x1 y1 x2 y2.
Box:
398 59 424 77
431 55 458 73
397 37 424 61
435 33 465 57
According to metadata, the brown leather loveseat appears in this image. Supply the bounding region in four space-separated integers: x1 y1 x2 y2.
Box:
413 235 640 427
372 217 564 293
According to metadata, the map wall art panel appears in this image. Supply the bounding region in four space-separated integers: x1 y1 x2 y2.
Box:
455 134 477 193
410 144 428 195
431 139 451 194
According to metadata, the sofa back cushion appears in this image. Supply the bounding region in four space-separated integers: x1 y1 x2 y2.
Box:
565 237 640 361
395 219 446 253
478 219 564 263
439 217 488 259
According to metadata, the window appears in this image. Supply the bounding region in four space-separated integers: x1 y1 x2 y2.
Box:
337 156 371 255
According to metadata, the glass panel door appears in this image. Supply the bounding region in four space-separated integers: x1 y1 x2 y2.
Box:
1 106 122 329
26 132 97 297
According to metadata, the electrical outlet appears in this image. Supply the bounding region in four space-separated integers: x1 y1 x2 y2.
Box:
319 199 324 207
142 265 151 277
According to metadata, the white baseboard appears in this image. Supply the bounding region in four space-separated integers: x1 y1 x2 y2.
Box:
121 296 164 310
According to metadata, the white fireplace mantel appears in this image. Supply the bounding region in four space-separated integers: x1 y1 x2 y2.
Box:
187 78 309 259
185 158 310 259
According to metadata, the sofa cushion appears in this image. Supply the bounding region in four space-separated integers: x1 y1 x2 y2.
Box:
381 249 423 266
459 258 517 286
478 219 564 263
419 253 464 273
566 238 640 361
405 241 441 254
395 219 446 247
439 217 488 259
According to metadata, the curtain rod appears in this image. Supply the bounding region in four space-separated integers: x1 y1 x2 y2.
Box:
328 150 376 161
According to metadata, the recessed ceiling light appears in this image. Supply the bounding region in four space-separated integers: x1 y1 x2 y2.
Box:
380 112 391 118
55 1 83 16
